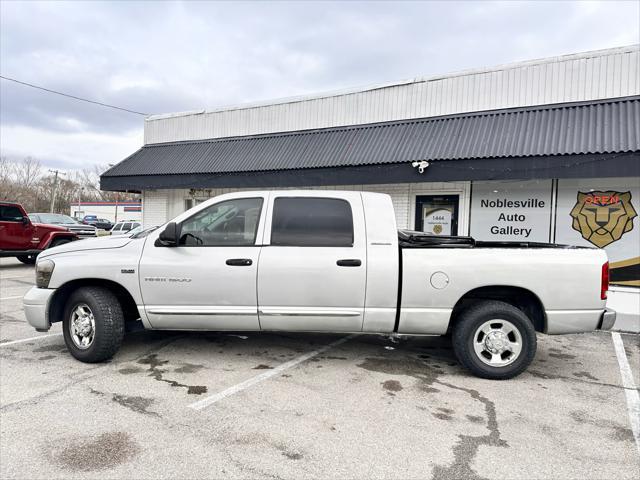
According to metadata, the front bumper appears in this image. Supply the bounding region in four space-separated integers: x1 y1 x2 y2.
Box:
598 308 617 330
23 287 55 332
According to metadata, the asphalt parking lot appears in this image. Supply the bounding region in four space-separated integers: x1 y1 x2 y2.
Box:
1 257 639 479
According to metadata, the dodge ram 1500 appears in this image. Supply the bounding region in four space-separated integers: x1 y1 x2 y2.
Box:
23 191 616 379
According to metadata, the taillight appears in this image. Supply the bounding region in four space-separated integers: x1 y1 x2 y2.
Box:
601 262 609 300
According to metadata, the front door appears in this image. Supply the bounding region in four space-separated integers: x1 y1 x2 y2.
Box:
139 196 266 330
257 193 367 332
415 195 459 236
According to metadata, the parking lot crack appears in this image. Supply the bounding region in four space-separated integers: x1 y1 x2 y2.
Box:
430 380 508 480
137 353 208 395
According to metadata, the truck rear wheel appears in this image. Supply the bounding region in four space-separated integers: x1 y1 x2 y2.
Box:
62 287 125 363
452 300 536 380
17 254 37 265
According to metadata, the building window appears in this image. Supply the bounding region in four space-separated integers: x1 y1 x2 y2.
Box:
184 198 207 212
270 197 354 247
415 195 459 236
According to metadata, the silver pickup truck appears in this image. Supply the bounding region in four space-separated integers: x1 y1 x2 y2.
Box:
23 191 615 379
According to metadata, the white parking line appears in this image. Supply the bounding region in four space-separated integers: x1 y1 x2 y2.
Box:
611 332 640 456
1 295 24 301
0 333 63 347
189 334 357 411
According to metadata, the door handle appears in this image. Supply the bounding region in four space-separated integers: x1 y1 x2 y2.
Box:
226 258 253 266
336 259 362 267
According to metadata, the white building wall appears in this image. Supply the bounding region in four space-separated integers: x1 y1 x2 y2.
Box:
144 46 639 144
142 182 471 232
142 190 169 228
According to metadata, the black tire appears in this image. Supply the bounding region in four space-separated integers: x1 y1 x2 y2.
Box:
452 300 537 380
63 287 125 363
17 254 37 265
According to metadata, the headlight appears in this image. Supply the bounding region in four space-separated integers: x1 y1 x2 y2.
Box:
35 260 55 288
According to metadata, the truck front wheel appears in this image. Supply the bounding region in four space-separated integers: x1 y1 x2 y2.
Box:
452 300 536 380
62 287 125 363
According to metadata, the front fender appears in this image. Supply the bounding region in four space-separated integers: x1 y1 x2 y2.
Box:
40 231 78 249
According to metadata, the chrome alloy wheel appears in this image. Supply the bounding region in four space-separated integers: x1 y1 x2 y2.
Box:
69 303 96 349
473 319 522 367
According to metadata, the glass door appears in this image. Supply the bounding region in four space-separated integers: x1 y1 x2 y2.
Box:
415 195 459 236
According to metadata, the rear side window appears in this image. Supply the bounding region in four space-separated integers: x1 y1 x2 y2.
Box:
0 205 24 222
271 197 354 247
123 223 132 231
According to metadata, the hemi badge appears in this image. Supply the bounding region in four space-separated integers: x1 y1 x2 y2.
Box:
121 269 135 274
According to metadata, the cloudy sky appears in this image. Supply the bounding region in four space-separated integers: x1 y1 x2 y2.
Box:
1 0 638 172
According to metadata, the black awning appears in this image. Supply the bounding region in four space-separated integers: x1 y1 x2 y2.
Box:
102 96 640 191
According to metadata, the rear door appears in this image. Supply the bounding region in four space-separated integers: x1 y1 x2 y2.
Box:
257 192 367 332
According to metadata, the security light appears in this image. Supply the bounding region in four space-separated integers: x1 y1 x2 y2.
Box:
411 160 430 174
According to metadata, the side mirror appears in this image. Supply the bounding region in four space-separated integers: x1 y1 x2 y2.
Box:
22 216 30 226
155 222 179 247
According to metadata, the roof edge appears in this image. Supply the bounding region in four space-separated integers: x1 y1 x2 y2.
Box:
141 95 640 148
146 45 639 122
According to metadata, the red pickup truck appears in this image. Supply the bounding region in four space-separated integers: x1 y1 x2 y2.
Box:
0 202 78 264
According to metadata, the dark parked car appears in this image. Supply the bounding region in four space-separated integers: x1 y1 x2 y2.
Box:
28 213 97 238
82 215 113 230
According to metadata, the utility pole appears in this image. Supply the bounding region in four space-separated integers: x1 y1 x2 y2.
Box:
114 191 119 223
76 186 84 217
48 169 65 213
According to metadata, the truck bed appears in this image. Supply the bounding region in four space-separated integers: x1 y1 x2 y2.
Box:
397 230 590 249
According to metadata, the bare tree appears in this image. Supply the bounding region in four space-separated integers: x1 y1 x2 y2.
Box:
0 157 139 213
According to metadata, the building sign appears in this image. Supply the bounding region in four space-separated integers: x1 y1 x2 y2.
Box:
569 191 637 248
423 208 452 235
470 180 553 242
556 179 639 287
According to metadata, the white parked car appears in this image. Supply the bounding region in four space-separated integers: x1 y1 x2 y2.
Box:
23 191 615 379
110 220 141 236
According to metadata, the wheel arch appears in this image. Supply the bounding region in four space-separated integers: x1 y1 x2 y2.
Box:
450 285 546 333
49 279 140 325
41 232 77 249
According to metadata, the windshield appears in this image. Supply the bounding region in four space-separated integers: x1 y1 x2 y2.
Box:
130 225 159 239
35 214 78 224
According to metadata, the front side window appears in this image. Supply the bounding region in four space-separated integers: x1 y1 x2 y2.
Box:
179 197 263 246
113 223 122 231
270 197 354 247
123 223 132 231
0 206 24 222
